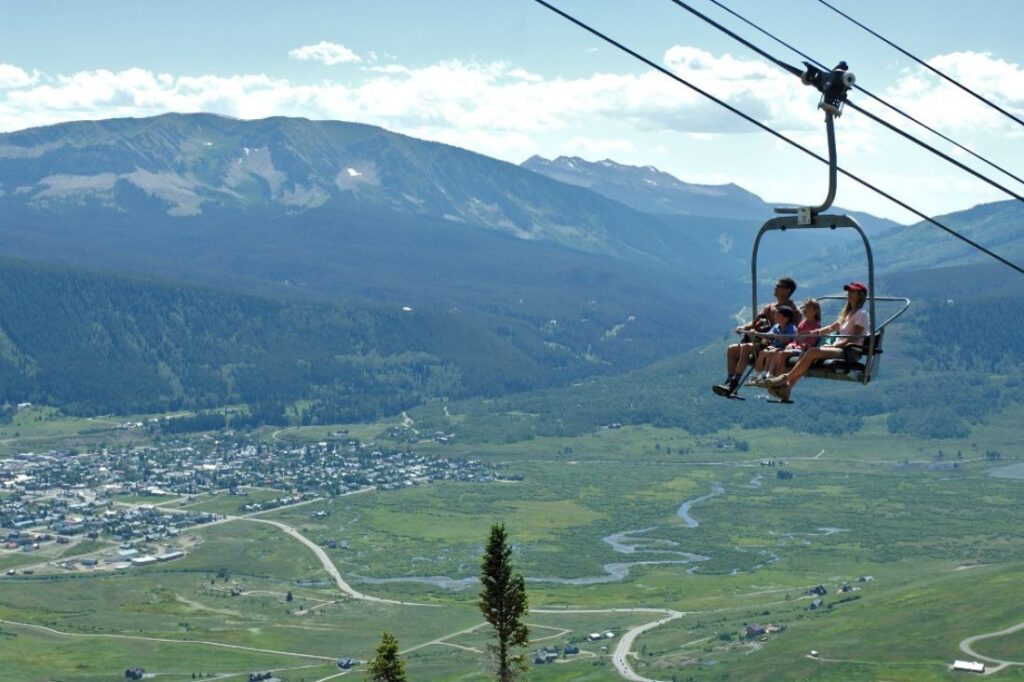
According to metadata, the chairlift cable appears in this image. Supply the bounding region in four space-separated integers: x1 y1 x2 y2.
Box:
704 0 1024 189
529 0 1024 277
670 0 1024 203
844 100 1024 204
815 0 1024 130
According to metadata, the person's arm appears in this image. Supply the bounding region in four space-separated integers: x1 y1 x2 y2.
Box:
736 304 771 333
814 320 838 335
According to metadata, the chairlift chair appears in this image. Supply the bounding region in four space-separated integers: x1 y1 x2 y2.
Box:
738 63 910 396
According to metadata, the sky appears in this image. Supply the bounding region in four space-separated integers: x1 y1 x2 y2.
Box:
1 0 1023 222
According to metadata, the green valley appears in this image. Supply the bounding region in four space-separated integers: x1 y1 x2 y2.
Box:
2 399 1022 681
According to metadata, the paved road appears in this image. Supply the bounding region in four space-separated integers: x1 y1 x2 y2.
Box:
245 517 423 606
534 607 684 682
611 610 684 682
959 618 1024 674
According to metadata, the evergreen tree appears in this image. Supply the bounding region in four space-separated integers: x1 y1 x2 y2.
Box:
479 523 529 681
366 631 407 682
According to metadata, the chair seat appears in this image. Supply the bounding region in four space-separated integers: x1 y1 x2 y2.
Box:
785 355 867 381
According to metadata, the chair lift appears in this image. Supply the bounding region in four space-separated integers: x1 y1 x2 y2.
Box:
725 62 910 401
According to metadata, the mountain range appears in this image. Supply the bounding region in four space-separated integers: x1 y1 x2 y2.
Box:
0 113 1021 417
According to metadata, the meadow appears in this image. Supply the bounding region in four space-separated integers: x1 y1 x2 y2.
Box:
1 402 1022 681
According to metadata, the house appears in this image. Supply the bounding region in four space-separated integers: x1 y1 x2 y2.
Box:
745 624 767 638
156 550 184 562
952 660 985 673
564 644 580 655
337 658 356 670
810 598 824 610
809 585 827 596
588 632 603 641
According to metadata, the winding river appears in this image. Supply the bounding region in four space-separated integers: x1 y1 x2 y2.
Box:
352 484 725 590
677 483 725 527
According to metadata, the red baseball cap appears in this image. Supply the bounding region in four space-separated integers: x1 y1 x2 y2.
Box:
843 281 867 292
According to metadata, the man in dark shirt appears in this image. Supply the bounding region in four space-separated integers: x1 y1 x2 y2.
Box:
713 277 801 397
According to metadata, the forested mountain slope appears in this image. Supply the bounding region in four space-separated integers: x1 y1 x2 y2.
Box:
0 257 702 419
444 263 1024 441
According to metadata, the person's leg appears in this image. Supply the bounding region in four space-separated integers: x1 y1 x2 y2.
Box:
716 342 747 394
728 343 753 376
754 348 771 373
725 343 740 377
748 348 772 385
769 349 793 376
740 343 757 375
785 347 843 386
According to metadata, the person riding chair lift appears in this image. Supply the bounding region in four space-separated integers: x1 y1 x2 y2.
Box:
712 60 909 402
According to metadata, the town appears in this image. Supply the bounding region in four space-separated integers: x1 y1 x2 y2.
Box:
0 433 501 575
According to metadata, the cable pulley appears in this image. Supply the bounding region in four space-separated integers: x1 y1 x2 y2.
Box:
530 0 1024 276
800 61 855 116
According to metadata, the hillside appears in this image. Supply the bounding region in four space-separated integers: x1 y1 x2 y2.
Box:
0 114 719 265
0 114 752 387
801 199 1024 288
522 155 769 220
435 262 1024 442
0 257 716 418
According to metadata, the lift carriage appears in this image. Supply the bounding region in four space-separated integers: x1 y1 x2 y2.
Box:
732 62 910 399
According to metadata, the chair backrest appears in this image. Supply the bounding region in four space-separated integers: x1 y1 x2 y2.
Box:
862 330 884 383
864 329 883 354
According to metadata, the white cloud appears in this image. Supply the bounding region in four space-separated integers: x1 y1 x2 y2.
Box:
1 49 1022 220
288 41 362 66
880 51 1024 134
0 64 39 89
563 136 635 156
0 49 820 139
930 51 1024 105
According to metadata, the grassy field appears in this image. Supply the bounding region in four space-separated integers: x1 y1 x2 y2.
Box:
0 619 342 682
1 401 1022 680
174 487 293 515
111 493 182 505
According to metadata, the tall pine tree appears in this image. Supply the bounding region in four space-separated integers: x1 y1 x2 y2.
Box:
366 631 407 682
479 523 529 681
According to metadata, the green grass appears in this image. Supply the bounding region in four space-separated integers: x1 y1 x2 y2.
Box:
2 400 1023 680
174 487 292 515
0 619 340 682
111 493 181 505
631 562 1024 681
971 625 1024 661
0 538 113 572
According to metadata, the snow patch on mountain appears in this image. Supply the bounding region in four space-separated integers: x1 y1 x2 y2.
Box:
335 162 379 191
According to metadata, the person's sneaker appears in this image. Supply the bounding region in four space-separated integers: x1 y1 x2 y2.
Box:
754 375 770 387
766 373 788 387
769 384 792 401
745 375 762 387
712 383 733 397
